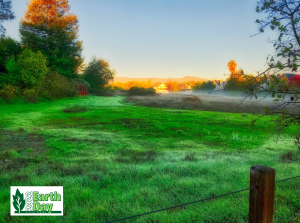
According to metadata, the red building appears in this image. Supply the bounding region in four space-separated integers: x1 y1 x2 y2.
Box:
77 82 88 96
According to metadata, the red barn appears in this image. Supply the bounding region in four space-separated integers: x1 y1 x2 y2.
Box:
77 82 88 96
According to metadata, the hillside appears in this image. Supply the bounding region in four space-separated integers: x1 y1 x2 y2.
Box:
112 76 209 83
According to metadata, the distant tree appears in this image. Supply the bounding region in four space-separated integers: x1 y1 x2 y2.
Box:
84 57 116 93
193 81 215 91
0 0 15 36
166 82 180 92
0 37 21 73
228 60 237 74
128 86 156 96
20 0 83 78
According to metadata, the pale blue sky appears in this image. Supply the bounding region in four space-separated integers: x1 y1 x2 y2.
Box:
4 0 278 80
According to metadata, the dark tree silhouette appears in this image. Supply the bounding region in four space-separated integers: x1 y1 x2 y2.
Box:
0 0 15 36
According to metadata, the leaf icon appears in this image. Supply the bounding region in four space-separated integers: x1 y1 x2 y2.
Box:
13 189 25 213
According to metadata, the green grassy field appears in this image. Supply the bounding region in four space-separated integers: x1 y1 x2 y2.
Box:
0 96 299 223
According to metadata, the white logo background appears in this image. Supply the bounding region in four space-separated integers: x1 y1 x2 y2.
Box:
11 186 63 216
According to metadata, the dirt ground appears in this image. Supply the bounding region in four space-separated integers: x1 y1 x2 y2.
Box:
125 92 298 114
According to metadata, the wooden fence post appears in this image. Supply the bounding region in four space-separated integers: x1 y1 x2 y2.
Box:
249 165 275 223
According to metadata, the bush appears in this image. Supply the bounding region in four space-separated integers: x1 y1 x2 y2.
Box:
0 85 19 103
23 89 38 103
128 87 156 96
37 71 77 99
94 86 114 96
0 89 14 103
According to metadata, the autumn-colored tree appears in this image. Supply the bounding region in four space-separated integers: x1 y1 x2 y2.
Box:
21 0 77 29
20 0 83 78
166 82 180 92
228 60 237 74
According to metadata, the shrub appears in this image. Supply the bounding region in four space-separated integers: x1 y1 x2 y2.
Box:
37 71 77 99
128 87 156 96
23 89 38 103
0 89 14 103
94 86 114 96
0 85 18 103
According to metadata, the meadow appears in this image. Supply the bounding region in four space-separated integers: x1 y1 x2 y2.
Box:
0 96 299 223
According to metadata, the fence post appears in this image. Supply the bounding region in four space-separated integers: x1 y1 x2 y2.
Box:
249 165 275 223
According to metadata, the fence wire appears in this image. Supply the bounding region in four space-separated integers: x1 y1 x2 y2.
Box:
104 175 300 223
104 186 257 223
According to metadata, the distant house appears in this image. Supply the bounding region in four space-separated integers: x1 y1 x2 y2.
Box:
278 73 300 82
213 80 226 90
152 82 169 93
260 73 300 89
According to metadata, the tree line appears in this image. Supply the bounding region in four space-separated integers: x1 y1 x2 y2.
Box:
0 0 115 103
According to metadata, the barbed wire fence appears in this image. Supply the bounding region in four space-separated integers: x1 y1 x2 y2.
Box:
104 170 300 223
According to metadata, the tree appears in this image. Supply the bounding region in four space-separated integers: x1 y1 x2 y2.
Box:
84 57 116 93
0 37 21 73
193 81 215 91
0 0 15 36
166 82 180 92
4 49 48 88
250 0 300 144
255 0 300 71
228 60 237 74
20 0 83 78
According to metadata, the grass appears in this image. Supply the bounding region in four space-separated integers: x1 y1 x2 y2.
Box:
0 96 299 222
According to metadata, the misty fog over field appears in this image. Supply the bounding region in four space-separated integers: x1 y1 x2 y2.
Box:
127 90 298 114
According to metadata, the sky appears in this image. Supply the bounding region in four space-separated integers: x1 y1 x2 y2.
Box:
4 0 279 80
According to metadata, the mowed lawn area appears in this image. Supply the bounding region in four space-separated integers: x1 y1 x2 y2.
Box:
0 96 299 223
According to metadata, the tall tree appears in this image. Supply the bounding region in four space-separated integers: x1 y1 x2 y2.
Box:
228 60 237 74
0 0 15 36
20 0 83 78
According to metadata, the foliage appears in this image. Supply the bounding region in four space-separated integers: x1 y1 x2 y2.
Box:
128 86 156 96
16 49 49 87
256 0 300 71
0 37 22 73
193 80 215 91
228 60 237 74
84 57 115 93
0 85 16 103
0 0 15 36
165 82 180 92
93 86 115 96
36 71 77 99
109 79 153 90
244 0 300 148
1 57 21 87
20 0 83 78
23 89 38 103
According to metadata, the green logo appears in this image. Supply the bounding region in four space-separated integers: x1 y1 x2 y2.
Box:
11 186 63 216
12 189 25 213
